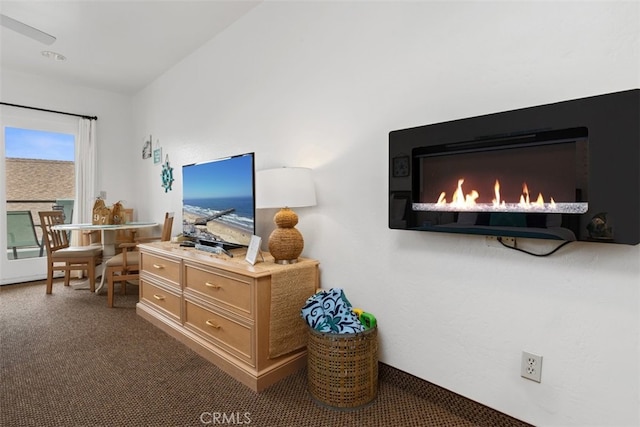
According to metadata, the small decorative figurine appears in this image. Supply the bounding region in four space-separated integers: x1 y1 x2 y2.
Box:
586 212 613 240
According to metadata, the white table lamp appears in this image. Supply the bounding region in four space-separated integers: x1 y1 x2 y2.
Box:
256 167 317 264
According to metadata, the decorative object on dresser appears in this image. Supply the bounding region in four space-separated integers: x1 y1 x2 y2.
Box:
255 167 317 264
136 241 319 392
245 235 262 265
105 212 174 308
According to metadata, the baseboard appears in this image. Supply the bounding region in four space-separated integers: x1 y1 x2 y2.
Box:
378 363 533 427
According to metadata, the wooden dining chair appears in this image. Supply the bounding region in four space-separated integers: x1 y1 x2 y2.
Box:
39 211 103 294
105 212 174 307
115 208 136 247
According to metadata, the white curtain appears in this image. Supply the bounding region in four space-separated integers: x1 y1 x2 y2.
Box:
72 118 97 245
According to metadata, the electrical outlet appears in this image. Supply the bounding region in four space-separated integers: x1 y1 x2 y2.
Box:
521 351 543 383
99 190 107 200
485 236 516 248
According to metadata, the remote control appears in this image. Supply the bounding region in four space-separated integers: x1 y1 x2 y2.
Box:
195 243 233 257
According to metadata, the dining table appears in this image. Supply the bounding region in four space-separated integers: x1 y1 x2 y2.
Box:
51 221 158 292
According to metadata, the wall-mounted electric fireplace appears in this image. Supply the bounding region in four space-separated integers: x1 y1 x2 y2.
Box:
389 89 639 245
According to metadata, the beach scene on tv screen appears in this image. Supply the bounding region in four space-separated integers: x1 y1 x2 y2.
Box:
182 154 254 246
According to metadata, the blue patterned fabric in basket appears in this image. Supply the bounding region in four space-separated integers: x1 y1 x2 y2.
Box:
301 288 365 334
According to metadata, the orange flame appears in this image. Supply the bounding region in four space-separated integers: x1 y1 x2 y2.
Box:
436 179 555 209
518 183 530 207
437 179 480 208
492 180 503 207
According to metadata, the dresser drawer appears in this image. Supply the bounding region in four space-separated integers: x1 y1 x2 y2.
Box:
184 300 253 365
141 252 181 288
184 263 252 317
140 280 181 323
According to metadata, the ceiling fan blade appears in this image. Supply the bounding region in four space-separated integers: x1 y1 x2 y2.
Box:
0 14 56 45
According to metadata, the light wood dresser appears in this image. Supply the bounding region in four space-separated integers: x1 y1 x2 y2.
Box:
136 241 319 392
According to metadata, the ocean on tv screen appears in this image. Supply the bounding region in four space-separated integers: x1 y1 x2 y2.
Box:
183 197 254 246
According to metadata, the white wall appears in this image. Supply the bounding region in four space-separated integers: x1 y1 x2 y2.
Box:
128 2 639 426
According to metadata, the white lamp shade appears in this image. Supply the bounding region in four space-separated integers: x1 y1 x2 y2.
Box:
256 167 317 209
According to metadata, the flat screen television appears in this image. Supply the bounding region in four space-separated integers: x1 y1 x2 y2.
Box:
182 152 255 248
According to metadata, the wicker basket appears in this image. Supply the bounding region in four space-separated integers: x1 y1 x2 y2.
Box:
307 326 378 410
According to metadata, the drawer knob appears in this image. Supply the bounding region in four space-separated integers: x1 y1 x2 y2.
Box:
153 294 165 301
152 263 165 269
204 282 221 289
205 320 221 329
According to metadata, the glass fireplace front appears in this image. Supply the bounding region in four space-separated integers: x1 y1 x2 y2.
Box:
389 89 639 244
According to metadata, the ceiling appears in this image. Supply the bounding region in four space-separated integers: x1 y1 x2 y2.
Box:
0 1 261 95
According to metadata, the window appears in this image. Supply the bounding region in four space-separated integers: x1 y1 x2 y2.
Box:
5 127 75 260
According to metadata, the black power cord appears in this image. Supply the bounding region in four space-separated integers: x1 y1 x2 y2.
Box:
497 236 572 257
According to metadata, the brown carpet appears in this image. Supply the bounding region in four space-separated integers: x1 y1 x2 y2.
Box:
0 280 532 427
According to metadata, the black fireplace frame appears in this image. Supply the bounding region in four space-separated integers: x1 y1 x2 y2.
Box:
389 89 639 245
